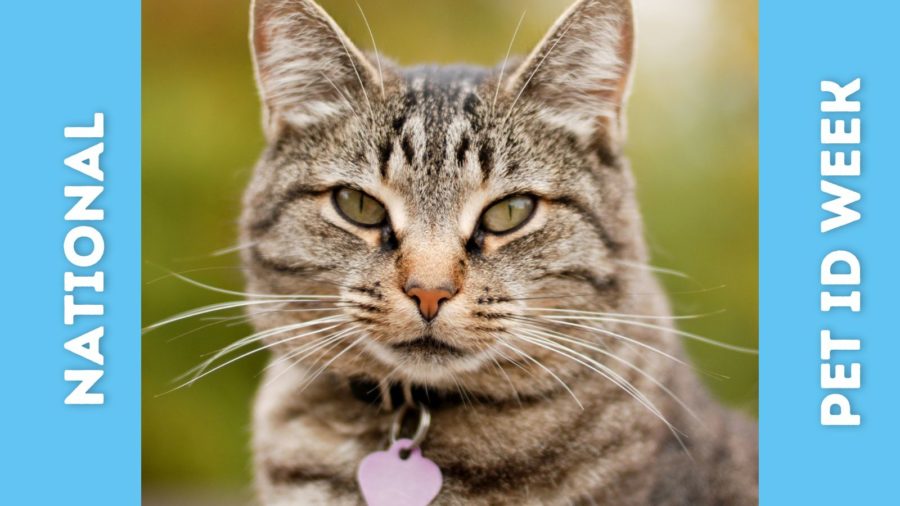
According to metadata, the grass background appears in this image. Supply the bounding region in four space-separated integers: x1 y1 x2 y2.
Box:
143 0 758 497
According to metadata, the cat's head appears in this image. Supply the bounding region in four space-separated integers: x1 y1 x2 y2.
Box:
241 0 656 399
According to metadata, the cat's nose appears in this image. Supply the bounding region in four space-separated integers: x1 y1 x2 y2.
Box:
405 285 456 321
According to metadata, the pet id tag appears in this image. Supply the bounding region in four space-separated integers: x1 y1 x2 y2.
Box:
357 403 442 506
357 438 443 506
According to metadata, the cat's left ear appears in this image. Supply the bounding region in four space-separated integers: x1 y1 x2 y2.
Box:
251 0 381 139
505 0 635 150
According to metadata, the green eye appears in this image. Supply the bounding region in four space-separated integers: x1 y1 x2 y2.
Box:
481 195 537 234
334 187 387 226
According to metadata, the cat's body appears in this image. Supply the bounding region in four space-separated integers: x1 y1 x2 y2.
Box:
241 0 758 504
253 330 757 506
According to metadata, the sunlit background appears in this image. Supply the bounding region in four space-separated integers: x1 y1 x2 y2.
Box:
143 0 757 502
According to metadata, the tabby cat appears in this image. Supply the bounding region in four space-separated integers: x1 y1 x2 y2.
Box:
241 0 758 504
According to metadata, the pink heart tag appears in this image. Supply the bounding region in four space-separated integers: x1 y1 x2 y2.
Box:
357 439 443 506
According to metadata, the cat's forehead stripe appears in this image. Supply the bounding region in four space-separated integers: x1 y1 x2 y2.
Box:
379 68 490 185
404 72 479 176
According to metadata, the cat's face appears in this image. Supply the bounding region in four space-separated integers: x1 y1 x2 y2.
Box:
241 0 648 397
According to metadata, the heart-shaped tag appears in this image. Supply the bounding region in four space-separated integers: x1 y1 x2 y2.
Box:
357 438 443 506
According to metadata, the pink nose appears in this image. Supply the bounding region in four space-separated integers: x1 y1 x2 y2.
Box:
406 287 454 321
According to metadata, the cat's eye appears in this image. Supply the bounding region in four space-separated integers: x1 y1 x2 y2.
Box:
481 195 537 234
333 187 387 227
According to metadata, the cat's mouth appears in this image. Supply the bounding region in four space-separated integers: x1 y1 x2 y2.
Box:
390 335 466 358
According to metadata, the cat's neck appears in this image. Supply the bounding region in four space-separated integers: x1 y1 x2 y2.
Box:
253 353 713 504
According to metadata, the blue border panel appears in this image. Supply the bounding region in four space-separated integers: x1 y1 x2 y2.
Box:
0 1 141 504
761 1 900 503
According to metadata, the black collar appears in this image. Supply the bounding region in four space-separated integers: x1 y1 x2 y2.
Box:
347 376 557 411
348 377 469 411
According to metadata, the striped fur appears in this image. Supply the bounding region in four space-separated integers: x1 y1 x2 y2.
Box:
242 0 758 504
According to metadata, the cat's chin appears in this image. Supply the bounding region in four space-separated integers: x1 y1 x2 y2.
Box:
360 337 494 383
389 335 466 358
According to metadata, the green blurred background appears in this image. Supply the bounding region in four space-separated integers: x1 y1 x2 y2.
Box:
143 0 757 501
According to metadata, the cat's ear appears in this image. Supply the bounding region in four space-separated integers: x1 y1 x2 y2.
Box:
505 0 635 149
251 0 380 138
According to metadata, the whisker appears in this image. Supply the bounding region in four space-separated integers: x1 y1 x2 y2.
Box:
519 318 730 382
174 307 343 340
264 325 359 370
491 9 527 117
497 340 583 410
144 265 244 285
163 270 342 300
447 372 471 409
458 373 477 409
491 345 537 381
502 292 597 302
355 1 384 98
332 22 372 118
502 284 729 303
144 299 340 333
178 320 342 378
612 259 691 280
669 284 728 295
146 300 294 332
293 332 369 392
211 242 259 257
518 327 702 425
165 320 351 394
262 326 362 383
195 316 349 368
225 306 344 327
513 315 688 367
487 353 522 405
503 14 577 124
165 317 240 343
536 315 758 354
260 334 346 378
521 307 723 321
513 332 661 418
510 333 690 455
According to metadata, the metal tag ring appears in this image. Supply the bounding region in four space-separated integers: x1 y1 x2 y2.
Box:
389 402 431 449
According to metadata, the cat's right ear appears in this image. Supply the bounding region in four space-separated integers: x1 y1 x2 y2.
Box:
251 0 380 139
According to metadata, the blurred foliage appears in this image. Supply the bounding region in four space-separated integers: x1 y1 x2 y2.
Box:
143 0 758 491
